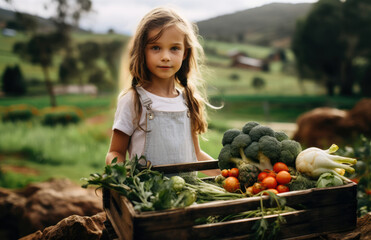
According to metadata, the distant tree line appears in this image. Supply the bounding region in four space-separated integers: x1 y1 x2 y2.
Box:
2 0 126 107
292 0 371 97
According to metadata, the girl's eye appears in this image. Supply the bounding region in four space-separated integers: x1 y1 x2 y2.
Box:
171 46 180 51
151 46 160 50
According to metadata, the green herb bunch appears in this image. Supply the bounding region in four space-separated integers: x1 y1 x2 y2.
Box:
81 156 194 211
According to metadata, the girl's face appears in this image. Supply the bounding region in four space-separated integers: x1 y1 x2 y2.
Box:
145 25 187 83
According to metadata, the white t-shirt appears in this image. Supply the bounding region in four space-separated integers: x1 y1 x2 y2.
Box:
112 87 188 159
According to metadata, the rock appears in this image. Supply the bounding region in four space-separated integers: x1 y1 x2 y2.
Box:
293 98 371 148
0 178 103 239
19 212 106 240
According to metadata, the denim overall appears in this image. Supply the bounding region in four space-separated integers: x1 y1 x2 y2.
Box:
136 87 197 166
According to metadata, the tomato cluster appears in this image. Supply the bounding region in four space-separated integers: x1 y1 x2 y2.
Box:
221 168 241 193
247 162 292 195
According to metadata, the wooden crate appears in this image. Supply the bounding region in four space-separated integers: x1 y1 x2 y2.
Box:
103 160 357 240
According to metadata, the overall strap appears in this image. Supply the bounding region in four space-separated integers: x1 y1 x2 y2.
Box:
136 87 152 110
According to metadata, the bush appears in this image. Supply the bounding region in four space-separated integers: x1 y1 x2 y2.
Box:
2 104 38 122
41 106 84 126
229 73 240 81
1 65 27 96
251 76 266 90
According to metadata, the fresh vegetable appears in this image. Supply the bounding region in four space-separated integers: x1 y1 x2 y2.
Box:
253 182 266 194
223 176 241 193
277 185 290 193
263 189 279 195
262 176 278 189
273 162 289 173
82 156 194 211
230 133 252 157
242 121 260 134
246 186 254 195
185 177 245 202
218 122 302 175
215 174 226 184
296 144 357 181
276 171 292 185
82 156 246 211
170 176 186 192
258 172 269 182
237 163 260 187
249 125 275 142
265 170 277 178
287 174 316 191
218 144 260 187
222 129 241 146
229 168 239 178
279 140 302 167
316 172 344 188
274 131 289 142
221 169 229 178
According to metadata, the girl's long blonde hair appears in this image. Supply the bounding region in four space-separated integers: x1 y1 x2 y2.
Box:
119 6 210 134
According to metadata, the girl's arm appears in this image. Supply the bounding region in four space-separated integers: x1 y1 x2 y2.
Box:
192 133 221 176
105 129 130 165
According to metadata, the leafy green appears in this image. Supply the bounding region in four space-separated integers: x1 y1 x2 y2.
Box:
81 156 194 211
316 172 344 188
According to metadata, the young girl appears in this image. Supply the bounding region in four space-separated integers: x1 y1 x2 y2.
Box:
105 7 216 170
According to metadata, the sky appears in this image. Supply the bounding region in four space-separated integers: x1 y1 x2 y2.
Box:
0 0 318 35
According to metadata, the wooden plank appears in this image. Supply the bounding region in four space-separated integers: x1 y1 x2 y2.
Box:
192 210 309 239
106 191 135 240
149 159 219 174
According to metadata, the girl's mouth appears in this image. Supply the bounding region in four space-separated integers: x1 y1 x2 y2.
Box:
158 66 171 69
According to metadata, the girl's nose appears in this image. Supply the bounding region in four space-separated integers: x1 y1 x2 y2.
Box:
161 51 170 62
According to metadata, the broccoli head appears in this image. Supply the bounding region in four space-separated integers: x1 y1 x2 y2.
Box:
218 144 233 170
249 125 275 142
258 135 282 164
274 131 289 142
279 139 302 167
242 121 260 134
222 129 241 146
244 141 259 159
230 133 252 157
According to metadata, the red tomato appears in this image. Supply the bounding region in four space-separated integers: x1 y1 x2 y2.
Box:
229 168 239 178
263 189 279 195
265 170 276 178
258 172 268 182
273 162 289 173
253 182 266 194
221 169 230 178
262 176 278 189
277 185 290 193
223 177 240 193
276 171 292 185
350 178 359 184
246 186 254 194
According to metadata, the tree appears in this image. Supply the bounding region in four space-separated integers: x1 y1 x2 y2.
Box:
59 56 80 85
11 0 92 107
341 0 371 96
101 40 125 81
292 0 371 97
292 0 345 96
1 65 26 95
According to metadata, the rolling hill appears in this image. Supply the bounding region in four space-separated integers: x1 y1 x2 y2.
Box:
196 3 313 47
